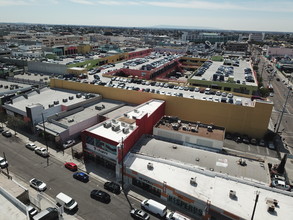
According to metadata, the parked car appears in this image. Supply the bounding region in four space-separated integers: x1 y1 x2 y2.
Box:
0 127 4 132
250 138 258 145
130 208 150 220
259 139 266 147
73 172 89 182
268 141 275 150
225 132 233 140
29 178 47 191
2 130 12 137
64 162 78 171
104 182 121 194
233 133 242 143
242 135 250 144
0 156 8 169
34 147 49 157
63 139 76 149
27 205 38 218
25 143 37 151
271 180 291 191
90 190 111 203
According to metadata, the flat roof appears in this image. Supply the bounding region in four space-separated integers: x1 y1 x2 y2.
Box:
88 99 164 143
5 88 93 113
191 60 257 87
155 116 225 141
0 80 32 95
125 153 293 220
132 137 269 183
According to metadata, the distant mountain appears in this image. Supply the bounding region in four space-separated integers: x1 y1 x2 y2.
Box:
150 25 219 30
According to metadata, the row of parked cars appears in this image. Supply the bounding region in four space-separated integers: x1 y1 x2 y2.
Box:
25 143 50 157
225 132 275 149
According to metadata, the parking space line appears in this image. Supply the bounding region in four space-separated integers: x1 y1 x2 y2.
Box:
266 147 270 155
247 145 251 151
257 146 260 154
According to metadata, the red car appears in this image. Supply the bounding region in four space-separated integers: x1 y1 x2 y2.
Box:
64 162 77 171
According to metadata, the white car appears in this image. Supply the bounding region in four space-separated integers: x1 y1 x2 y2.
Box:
63 140 76 149
227 93 233 98
30 178 47 191
35 147 49 157
0 156 8 169
25 143 37 150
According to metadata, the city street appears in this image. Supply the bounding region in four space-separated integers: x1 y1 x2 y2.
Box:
258 56 293 151
0 135 142 220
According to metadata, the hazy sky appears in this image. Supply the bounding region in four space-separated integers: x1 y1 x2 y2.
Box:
0 0 292 32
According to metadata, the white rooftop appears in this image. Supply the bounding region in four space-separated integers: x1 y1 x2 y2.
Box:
89 99 164 143
125 154 293 220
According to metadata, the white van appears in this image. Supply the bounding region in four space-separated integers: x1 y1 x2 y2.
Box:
56 192 78 210
166 211 192 220
141 199 167 217
204 88 211 94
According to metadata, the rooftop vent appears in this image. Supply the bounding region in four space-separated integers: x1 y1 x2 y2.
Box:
69 96 74 100
112 124 120 132
129 125 135 130
76 93 82 98
48 104 54 108
112 119 118 124
68 119 74 123
95 105 103 110
182 126 187 131
124 113 128 117
103 121 111 128
134 109 139 113
190 177 197 186
147 162 154 170
122 127 129 134
53 100 59 105
63 98 68 103
207 125 213 132
266 198 278 207
229 190 236 199
172 145 177 149
121 122 127 127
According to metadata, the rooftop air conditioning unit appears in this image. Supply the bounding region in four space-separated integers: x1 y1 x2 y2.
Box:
147 162 154 170
124 113 128 117
123 127 129 134
54 100 59 105
112 124 120 132
129 125 135 130
76 93 82 98
190 177 197 186
63 98 68 103
69 96 74 100
267 204 275 212
48 104 54 108
172 145 177 149
95 105 102 110
134 109 139 113
132 116 137 120
266 198 278 206
182 126 187 131
121 122 127 127
190 127 198 132
68 119 74 123
112 119 118 124
207 125 213 132
103 121 111 128
229 190 236 199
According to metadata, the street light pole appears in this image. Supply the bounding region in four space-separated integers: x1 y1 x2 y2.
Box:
275 88 291 134
41 113 49 166
251 191 260 220
121 138 124 191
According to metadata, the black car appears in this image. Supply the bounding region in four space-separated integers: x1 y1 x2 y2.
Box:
104 182 121 194
242 135 250 144
90 190 110 203
225 132 233 140
2 130 12 137
233 133 242 143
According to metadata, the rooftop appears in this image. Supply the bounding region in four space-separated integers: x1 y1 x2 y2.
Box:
125 152 293 220
155 116 225 141
132 137 269 183
191 60 257 87
88 99 164 143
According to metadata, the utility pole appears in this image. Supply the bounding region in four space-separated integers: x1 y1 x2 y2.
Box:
121 138 124 191
41 113 49 166
3 152 9 176
275 88 292 134
251 191 260 220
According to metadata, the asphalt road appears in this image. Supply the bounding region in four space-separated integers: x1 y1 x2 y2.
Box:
0 135 142 220
259 56 293 150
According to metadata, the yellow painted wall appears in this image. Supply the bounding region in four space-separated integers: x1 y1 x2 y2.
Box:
51 79 273 138
77 44 91 54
